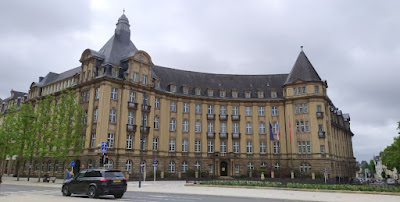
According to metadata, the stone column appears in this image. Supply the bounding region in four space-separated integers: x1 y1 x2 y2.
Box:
312 172 315 180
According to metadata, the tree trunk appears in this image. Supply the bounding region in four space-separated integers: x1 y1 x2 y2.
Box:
16 143 25 181
38 158 43 182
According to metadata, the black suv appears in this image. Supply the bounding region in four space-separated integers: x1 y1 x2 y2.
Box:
62 168 127 198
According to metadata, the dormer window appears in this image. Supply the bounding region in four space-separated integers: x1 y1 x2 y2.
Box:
271 90 277 98
113 69 118 77
232 90 238 98
133 72 139 82
170 84 176 93
183 86 189 95
219 90 226 98
142 75 147 85
207 88 214 97
258 91 264 98
245 91 251 98
195 87 201 96
155 80 160 88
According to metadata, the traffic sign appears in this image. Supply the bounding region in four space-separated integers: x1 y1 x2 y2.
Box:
70 161 75 167
323 168 326 173
153 158 157 164
101 142 107 153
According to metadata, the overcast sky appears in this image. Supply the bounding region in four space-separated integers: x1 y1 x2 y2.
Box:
1 0 399 162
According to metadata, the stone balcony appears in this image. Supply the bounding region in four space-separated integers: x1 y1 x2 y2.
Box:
317 111 324 119
207 132 215 138
126 124 137 132
140 126 151 134
219 114 227 121
219 133 227 139
318 131 326 138
232 133 240 139
128 102 138 110
142 105 151 113
207 114 215 120
231 115 240 121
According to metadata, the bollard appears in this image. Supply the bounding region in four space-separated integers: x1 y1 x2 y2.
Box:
195 171 199 179
178 171 181 179
161 171 164 179
271 171 274 179
312 172 315 180
291 171 294 179
261 172 265 180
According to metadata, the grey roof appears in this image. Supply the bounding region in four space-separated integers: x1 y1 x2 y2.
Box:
284 50 322 85
152 65 288 98
98 14 137 66
88 49 105 59
37 67 81 87
2 90 27 102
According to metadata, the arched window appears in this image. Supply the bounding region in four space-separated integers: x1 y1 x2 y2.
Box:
195 161 201 170
105 159 113 169
247 162 254 170
299 163 312 173
126 160 132 173
169 161 175 173
182 161 188 173
274 162 280 170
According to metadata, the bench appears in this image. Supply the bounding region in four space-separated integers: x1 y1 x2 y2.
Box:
50 177 56 183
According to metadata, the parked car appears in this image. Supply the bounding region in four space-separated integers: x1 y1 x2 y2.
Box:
62 168 127 198
387 178 396 185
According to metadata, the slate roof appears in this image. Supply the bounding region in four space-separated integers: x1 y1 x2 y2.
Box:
284 50 322 85
152 65 288 98
36 67 81 87
2 90 27 102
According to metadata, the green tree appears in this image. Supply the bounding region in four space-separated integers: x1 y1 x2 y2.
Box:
381 122 400 171
0 105 19 175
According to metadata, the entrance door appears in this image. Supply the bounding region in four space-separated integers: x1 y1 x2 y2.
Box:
220 161 228 176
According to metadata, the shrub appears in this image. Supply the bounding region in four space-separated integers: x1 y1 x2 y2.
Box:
186 169 196 178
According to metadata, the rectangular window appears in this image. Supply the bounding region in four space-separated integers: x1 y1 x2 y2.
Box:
207 89 213 97
220 122 227 133
183 103 189 113
128 112 134 125
318 124 323 132
233 123 239 133
195 121 201 132
126 135 133 149
169 139 175 152
183 87 189 94
273 142 280 154
294 88 297 95
258 91 264 98
170 119 176 131
195 88 201 96
258 106 265 116
316 105 321 112
220 91 225 97
90 132 96 148
302 141 306 153
235 164 240 173
305 121 310 132
246 122 252 134
297 141 302 153
232 91 238 98
141 75 147 85
320 145 325 154
129 92 135 103
307 141 311 153
182 119 189 132
155 97 160 109
207 122 214 133
271 91 277 98
93 109 98 123
153 138 158 151
300 121 305 132
245 106 252 116
195 140 201 152
107 133 114 148
272 106 278 116
259 123 266 134
182 140 188 152
109 109 116 123
302 87 306 94
195 104 201 114
246 142 253 154
272 122 278 134
233 141 239 153
111 88 118 100
133 72 139 82
207 105 214 114
95 87 100 99
232 106 239 116
245 91 251 98
207 141 214 153
304 103 308 113
154 116 159 129
220 141 227 153
260 142 266 154
295 104 299 114
220 105 226 115
170 85 176 93
170 101 176 112
314 86 319 94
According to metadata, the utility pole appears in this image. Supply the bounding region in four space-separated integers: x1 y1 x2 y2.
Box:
139 92 147 188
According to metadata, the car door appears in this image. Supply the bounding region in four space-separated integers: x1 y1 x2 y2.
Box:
73 171 87 193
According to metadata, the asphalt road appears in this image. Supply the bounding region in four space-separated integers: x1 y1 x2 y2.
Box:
0 184 303 202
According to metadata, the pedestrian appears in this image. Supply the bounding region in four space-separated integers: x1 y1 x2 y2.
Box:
70 170 74 178
65 169 70 180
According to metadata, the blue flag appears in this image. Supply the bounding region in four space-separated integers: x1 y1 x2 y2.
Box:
269 122 274 141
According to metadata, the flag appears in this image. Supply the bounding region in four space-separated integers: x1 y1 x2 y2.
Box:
289 120 292 141
276 122 280 141
269 122 274 141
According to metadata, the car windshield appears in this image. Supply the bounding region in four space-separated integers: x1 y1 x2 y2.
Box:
104 171 124 178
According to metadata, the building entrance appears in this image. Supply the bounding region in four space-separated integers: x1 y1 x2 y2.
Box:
220 161 228 176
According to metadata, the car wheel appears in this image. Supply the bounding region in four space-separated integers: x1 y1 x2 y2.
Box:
114 193 124 198
62 185 71 196
88 186 99 199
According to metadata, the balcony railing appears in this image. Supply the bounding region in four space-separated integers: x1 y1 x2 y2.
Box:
219 133 227 139
318 131 326 138
126 124 137 132
207 132 215 138
140 126 151 134
128 102 138 110
142 105 151 112
231 115 240 121
317 112 324 119
219 114 227 121
207 114 215 120
232 133 240 139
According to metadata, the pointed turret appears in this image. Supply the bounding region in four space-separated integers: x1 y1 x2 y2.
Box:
284 49 322 85
98 13 138 66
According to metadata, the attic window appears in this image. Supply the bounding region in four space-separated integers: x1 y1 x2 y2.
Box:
220 90 226 98
170 84 176 93
113 69 118 77
232 90 238 98
271 90 277 98
207 89 214 97
294 86 306 95
245 91 251 98
258 91 264 98
155 80 160 89
195 87 201 96
183 86 189 95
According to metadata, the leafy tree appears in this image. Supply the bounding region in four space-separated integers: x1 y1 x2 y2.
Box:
381 122 400 171
0 105 19 175
368 159 376 176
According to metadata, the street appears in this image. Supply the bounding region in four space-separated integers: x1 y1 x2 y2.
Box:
0 184 302 202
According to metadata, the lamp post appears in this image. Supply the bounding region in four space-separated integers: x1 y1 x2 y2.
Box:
26 115 37 182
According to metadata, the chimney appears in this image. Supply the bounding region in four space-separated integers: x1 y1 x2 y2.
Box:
39 77 44 82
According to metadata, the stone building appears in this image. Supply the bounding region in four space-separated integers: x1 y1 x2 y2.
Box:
15 14 356 179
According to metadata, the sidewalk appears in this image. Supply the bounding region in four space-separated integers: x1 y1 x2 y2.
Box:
2 176 400 202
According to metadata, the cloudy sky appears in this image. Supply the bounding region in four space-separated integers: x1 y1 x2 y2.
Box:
1 0 399 162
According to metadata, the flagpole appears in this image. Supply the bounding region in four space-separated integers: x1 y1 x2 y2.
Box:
283 105 290 171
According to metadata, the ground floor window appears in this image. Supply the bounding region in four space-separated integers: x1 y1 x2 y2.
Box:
235 164 240 173
126 160 132 173
182 161 188 173
105 159 113 169
299 163 312 173
208 164 214 173
195 161 201 170
169 161 175 173
274 162 280 170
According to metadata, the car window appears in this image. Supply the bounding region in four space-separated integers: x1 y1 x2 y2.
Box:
104 171 124 178
84 171 102 177
76 172 85 178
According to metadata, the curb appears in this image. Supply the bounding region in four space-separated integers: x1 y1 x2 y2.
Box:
186 184 400 196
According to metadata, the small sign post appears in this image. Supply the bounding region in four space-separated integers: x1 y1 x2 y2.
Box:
70 161 75 175
323 168 326 184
